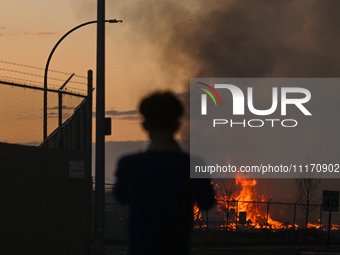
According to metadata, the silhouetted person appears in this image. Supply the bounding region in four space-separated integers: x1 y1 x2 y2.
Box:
113 91 215 255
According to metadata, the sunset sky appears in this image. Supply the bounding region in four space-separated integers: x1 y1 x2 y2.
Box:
2 1 340 217
3 0 340 145
0 0 192 143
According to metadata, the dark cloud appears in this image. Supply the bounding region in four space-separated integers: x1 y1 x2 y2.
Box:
48 106 75 110
105 110 138 116
47 111 72 120
92 109 138 118
118 115 143 121
167 0 340 78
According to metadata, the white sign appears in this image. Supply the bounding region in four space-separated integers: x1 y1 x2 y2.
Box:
323 190 339 212
69 160 85 179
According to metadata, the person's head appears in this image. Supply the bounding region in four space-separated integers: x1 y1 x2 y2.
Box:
139 91 184 136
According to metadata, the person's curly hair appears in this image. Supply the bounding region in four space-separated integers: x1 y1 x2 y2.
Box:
139 91 183 131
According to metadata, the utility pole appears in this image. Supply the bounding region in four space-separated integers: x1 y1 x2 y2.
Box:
94 0 106 254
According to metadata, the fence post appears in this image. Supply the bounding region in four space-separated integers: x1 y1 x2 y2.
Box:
265 198 271 243
57 73 74 149
58 91 63 149
293 200 298 230
266 198 271 228
319 205 322 229
319 205 322 242
87 69 93 255
293 199 299 242
227 199 229 227
236 199 240 231
87 70 93 153
327 211 332 251
206 209 209 244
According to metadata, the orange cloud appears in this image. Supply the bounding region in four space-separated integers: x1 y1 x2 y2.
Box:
0 33 19 36
27 32 56 36
0 32 56 36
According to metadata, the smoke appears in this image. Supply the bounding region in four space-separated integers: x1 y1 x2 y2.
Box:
106 0 340 80
69 0 340 101
68 0 340 91
105 3 340 144
70 1 340 207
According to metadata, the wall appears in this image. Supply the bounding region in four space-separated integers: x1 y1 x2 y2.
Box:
104 192 128 241
0 142 92 255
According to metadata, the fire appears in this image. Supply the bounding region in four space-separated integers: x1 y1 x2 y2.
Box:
307 223 321 229
213 176 286 229
193 166 339 232
306 223 340 231
236 177 284 229
332 224 340 230
193 203 201 220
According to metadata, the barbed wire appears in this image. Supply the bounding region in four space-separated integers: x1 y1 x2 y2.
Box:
0 75 60 88
0 78 87 96
0 68 87 85
0 75 88 94
63 86 88 94
0 60 87 79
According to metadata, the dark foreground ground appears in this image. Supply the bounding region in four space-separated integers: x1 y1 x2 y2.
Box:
96 230 340 254
94 244 340 255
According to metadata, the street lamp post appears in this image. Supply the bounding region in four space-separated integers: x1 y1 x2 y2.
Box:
43 19 122 140
43 14 122 255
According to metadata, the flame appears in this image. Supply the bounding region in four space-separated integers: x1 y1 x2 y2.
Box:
237 177 284 229
193 203 201 220
193 163 337 232
332 224 340 230
307 223 321 229
213 174 287 230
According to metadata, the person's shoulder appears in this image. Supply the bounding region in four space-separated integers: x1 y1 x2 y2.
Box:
116 153 146 177
178 150 190 158
176 151 190 161
118 151 190 165
146 150 190 160
138 150 188 156
118 153 145 165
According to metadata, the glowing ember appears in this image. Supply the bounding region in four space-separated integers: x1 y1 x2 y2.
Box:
307 223 321 229
193 203 201 220
332 224 340 230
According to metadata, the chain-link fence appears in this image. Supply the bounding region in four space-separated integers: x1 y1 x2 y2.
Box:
192 199 340 244
0 71 91 147
104 193 340 245
0 82 43 145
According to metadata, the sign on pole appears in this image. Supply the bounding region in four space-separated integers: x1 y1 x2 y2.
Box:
239 212 247 224
323 190 339 212
69 160 85 179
